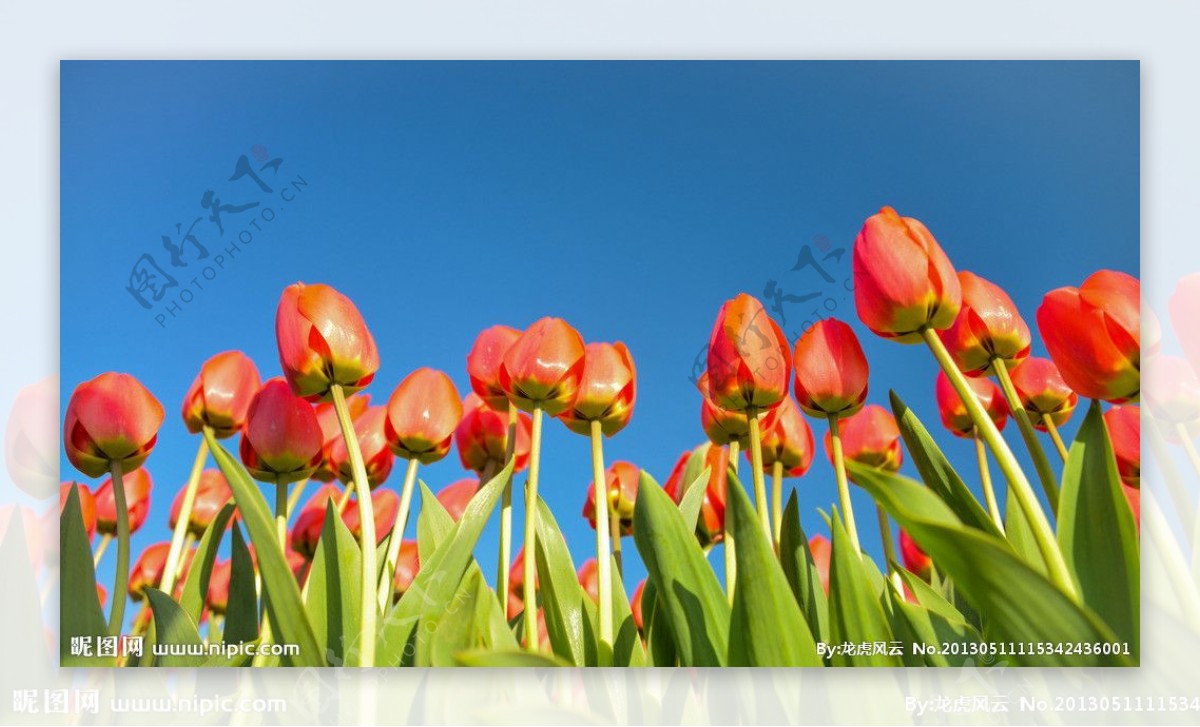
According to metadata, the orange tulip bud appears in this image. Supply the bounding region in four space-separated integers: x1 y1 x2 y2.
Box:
329 406 395 489
1037 270 1140 403
289 483 342 559
899 529 931 579
311 394 370 482
384 368 463 464
582 461 639 536
1122 484 1140 534
181 350 261 438
808 535 831 594
824 404 903 472
466 325 521 412
64 372 164 478
240 378 323 485
499 318 586 416
1008 357 1078 432
207 559 231 615
169 469 234 537
344 489 399 546
698 372 778 447
937 271 1031 376
792 318 869 418
577 558 600 603
61 482 96 540
392 540 421 599
128 542 171 600
436 477 479 522
935 371 1008 438
506 546 538 620
95 469 153 535
853 206 962 342
558 342 637 436
706 294 791 412
1104 405 1140 489
631 579 646 632
663 445 727 547
275 282 380 400
454 393 531 476
753 397 815 477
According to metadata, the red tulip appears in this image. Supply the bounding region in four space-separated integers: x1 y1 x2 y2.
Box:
64 372 164 478
344 489 400 546
207 559 231 615
275 282 380 400
436 478 479 522
384 368 463 464
455 393 531 476
240 379 323 485
698 372 778 447
754 398 815 477
181 351 261 438
853 206 962 342
663 445 728 547
95 469 153 535
582 461 640 536
392 540 421 599
577 558 600 603
791 318 869 418
1037 270 1141 403
808 535 831 594
329 406 395 489
506 546 538 620
467 325 522 411
128 542 171 600
935 371 1009 438
631 580 647 632
899 529 931 579
1142 355 1200 429
937 271 1031 375
61 482 96 540
1169 273 1200 377
499 317 586 416
706 293 791 412
289 484 343 560
1008 357 1078 432
823 404 903 472
1104 405 1140 489
311 394 370 482
169 470 234 537
558 342 637 436
1122 484 1140 534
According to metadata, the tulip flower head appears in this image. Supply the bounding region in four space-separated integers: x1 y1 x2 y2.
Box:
437 478 479 522
169 469 234 537
289 483 343 559
698 372 777 447
823 404 903 473
1008 357 1078 432
181 351 261 438
311 394 370 481
499 318 586 416
344 489 400 546
467 325 522 411
392 540 420 599
506 546 538 620
791 318 869 418
663 444 728 547
582 461 640 536
275 282 380 400
60 482 97 540
240 378 323 485
385 368 463 464
1037 270 1141 403
808 535 831 594
1104 405 1140 489
128 542 171 600
64 372 164 478
455 393 531 476
577 558 600 603
631 580 647 632
937 271 1031 376
558 342 637 436
706 294 791 413
329 406 395 489
95 468 153 535
935 371 1009 438
207 559 231 615
853 206 962 343
755 397 815 477
899 529 932 579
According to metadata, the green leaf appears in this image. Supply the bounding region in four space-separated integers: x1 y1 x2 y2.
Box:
779 490 829 643
827 507 900 666
454 649 571 667
533 497 599 666
678 466 711 533
1004 475 1047 574
641 580 677 667
887 585 983 667
632 471 729 666
223 522 260 645
203 431 323 666
179 502 236 624
1058 400 1140 657
890 391 1006 540
417 480 455 562
376 460 513 666
850 462 1133 665
896 568 967 625
304 501 362 665
725 473 822 666
429 567 518 666
59 484 113 666
144 588 207 667
608 557 647 667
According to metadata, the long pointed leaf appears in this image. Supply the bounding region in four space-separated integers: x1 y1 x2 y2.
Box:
304 501 362 665
827 507 900 666
779 490 829 643
179 502 236 624
59 485 112 665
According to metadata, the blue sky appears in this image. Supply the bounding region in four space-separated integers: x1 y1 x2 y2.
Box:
61 61 1138 631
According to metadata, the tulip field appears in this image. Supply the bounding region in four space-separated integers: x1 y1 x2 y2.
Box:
60 206 1140 667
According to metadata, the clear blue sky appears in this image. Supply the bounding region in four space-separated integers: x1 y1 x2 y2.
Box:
61 61 1138 630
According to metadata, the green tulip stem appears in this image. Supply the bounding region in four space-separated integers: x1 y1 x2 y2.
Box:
93 534 112 569
729 439 740 478
523 406 545 652
286 479 308 517
107 459 131 637
610 507 624 578
747 411 773 548
922 328 1076 599
771 461 784 552
589 420 614 663
827 414 861 552
497 403 517 609
994 359 1060 514
331 383 377 667
379 457 420 611
875 503 903 591
161 436 210 597
975 429 1005 533
724 440 739 603
1043 417 1069 462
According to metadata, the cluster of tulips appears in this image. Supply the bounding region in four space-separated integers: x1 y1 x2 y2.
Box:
61 206 1143 667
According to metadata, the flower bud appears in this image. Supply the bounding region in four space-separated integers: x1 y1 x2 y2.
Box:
329 406 395 489
935 371 1008 438
706 294 791 412
937 271 1031 375
95 469 153 535
181 351 261 438
467 325 521 411
558 342 637 436
240 379 323 485
64 372 164 478
1008 357 1078 431
385 368 463 464
792 319 869 418
499 318 586 415
275 282 379 400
